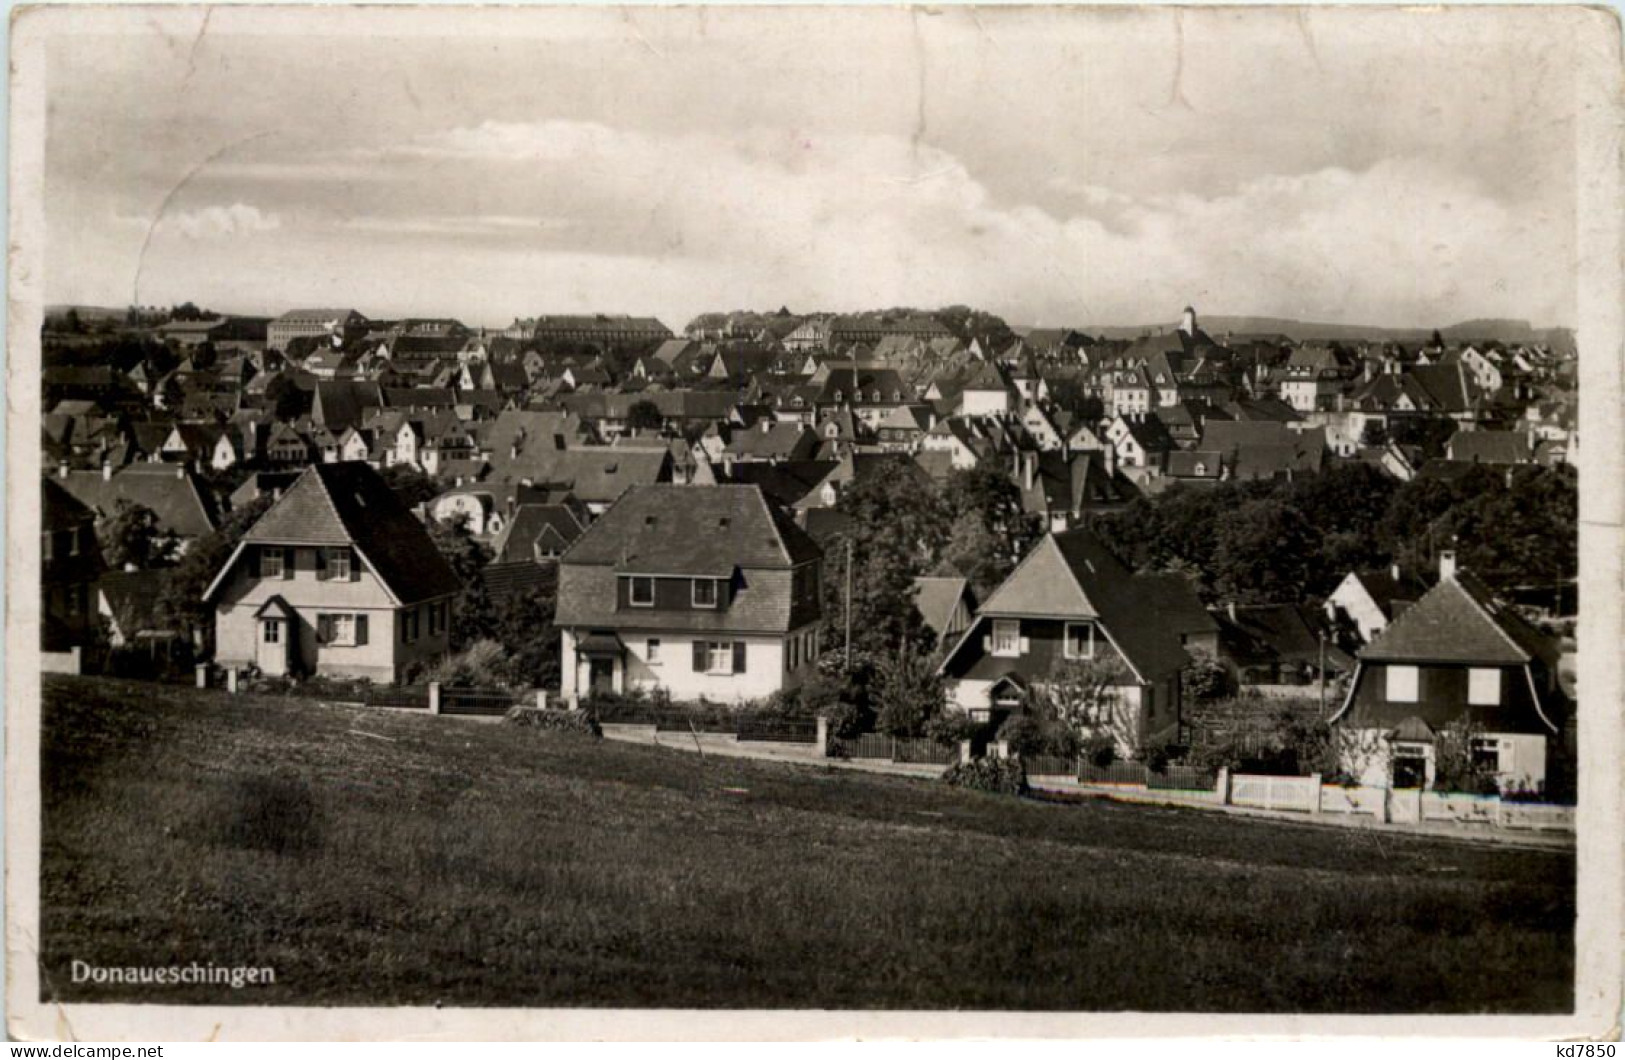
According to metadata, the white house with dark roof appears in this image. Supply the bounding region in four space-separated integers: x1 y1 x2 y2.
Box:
937 529 1204 752
1330 552 1567 792
204 462 463 682
555 484 824 704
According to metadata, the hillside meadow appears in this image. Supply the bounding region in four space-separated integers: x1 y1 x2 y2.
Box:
38 676 1574 1011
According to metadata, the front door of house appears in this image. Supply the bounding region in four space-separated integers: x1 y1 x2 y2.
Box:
589 657 614 695
257 618 290 676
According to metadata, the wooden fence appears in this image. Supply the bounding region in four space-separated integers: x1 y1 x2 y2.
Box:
1227 772 1321 813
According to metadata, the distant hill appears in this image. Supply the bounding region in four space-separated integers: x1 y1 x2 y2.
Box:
1066 315 1573 350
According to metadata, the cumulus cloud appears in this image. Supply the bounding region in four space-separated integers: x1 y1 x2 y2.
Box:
318 119 1563 327
160 203 282 240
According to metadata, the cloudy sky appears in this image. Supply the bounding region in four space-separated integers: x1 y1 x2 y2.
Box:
42 6 1581 330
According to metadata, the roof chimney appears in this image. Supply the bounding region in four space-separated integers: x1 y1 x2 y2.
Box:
101 462 112 481
1391 562 1401 583
1226 601 1237 623
1439 549 1457 581
1022 451 1036 491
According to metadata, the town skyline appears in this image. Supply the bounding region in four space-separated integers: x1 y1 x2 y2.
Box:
45 6 1580 332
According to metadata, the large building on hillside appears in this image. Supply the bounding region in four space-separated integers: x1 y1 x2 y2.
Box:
267 308 370 352
554 484 824 704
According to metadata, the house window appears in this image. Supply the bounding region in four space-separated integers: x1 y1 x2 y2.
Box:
327 548 351 581
992 620 1021 657
319 613 358 646
693 640 742 675
402 609 419 643
1471 737 1502 772
1064 622 1095 659
1385 665 1419 703
692 579 718 608
629 577 654 607
428 601 440 636
789 636 799 670
259 548 284 579
645 637 662 664
1468 668 1501 706
263 620 281 644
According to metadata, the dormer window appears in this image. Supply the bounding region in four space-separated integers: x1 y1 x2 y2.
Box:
692 579 719 608
629 576 654 607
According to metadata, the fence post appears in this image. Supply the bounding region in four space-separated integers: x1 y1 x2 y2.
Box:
1309 773 1323 814
959 739 973 765
1216 766 1231 805
226 667 239 695
69 646 82 675
195 663 209 690
534 689 548 710
429 681 442 715
816 716 830 757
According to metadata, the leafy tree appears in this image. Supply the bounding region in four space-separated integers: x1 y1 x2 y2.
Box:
1180 648 1235 706
154 494 276 644
1212 499 1319 604
872 644 944 737
1359 420 1388 447
933 304 1015 349
1030 654 1137 755
97 499 177 571
820 460 949 664
1432 716 1499 795
429 514 494 650
62 308 83 334
940 466 1041 595
491 566 560 689
626 399 665 432
379 464 443 508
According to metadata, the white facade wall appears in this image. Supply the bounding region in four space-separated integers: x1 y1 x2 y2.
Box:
961 389 1010 417
1342 727 1548 791
561 624 820 705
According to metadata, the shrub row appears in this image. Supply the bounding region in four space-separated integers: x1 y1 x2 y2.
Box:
504 706 602 737
941 756 1029 796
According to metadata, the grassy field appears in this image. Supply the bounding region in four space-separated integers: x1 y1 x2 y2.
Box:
39 675 1574 1011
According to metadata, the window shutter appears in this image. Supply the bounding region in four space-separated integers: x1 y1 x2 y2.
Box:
692 642 706 672
350 549 361 581
317 615 332 644
1019 636 1030 654
315 548 328 581
355 614 368 646
732 642 746 674
282 548 294 579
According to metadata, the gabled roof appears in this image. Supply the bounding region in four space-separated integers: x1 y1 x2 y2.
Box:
56 464 219 538
1446 430 1533 465
963 530 1194 681
561 484 821 574
912 575 974 641
209 461 462 605
1359 570 1559 668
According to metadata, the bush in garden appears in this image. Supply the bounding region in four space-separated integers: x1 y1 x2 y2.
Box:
925 710 984 748
941 755 1029 796
504 706 602 737
1082 731 1117 769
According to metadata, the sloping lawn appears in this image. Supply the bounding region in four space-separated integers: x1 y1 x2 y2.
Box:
38 676 1574 1011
